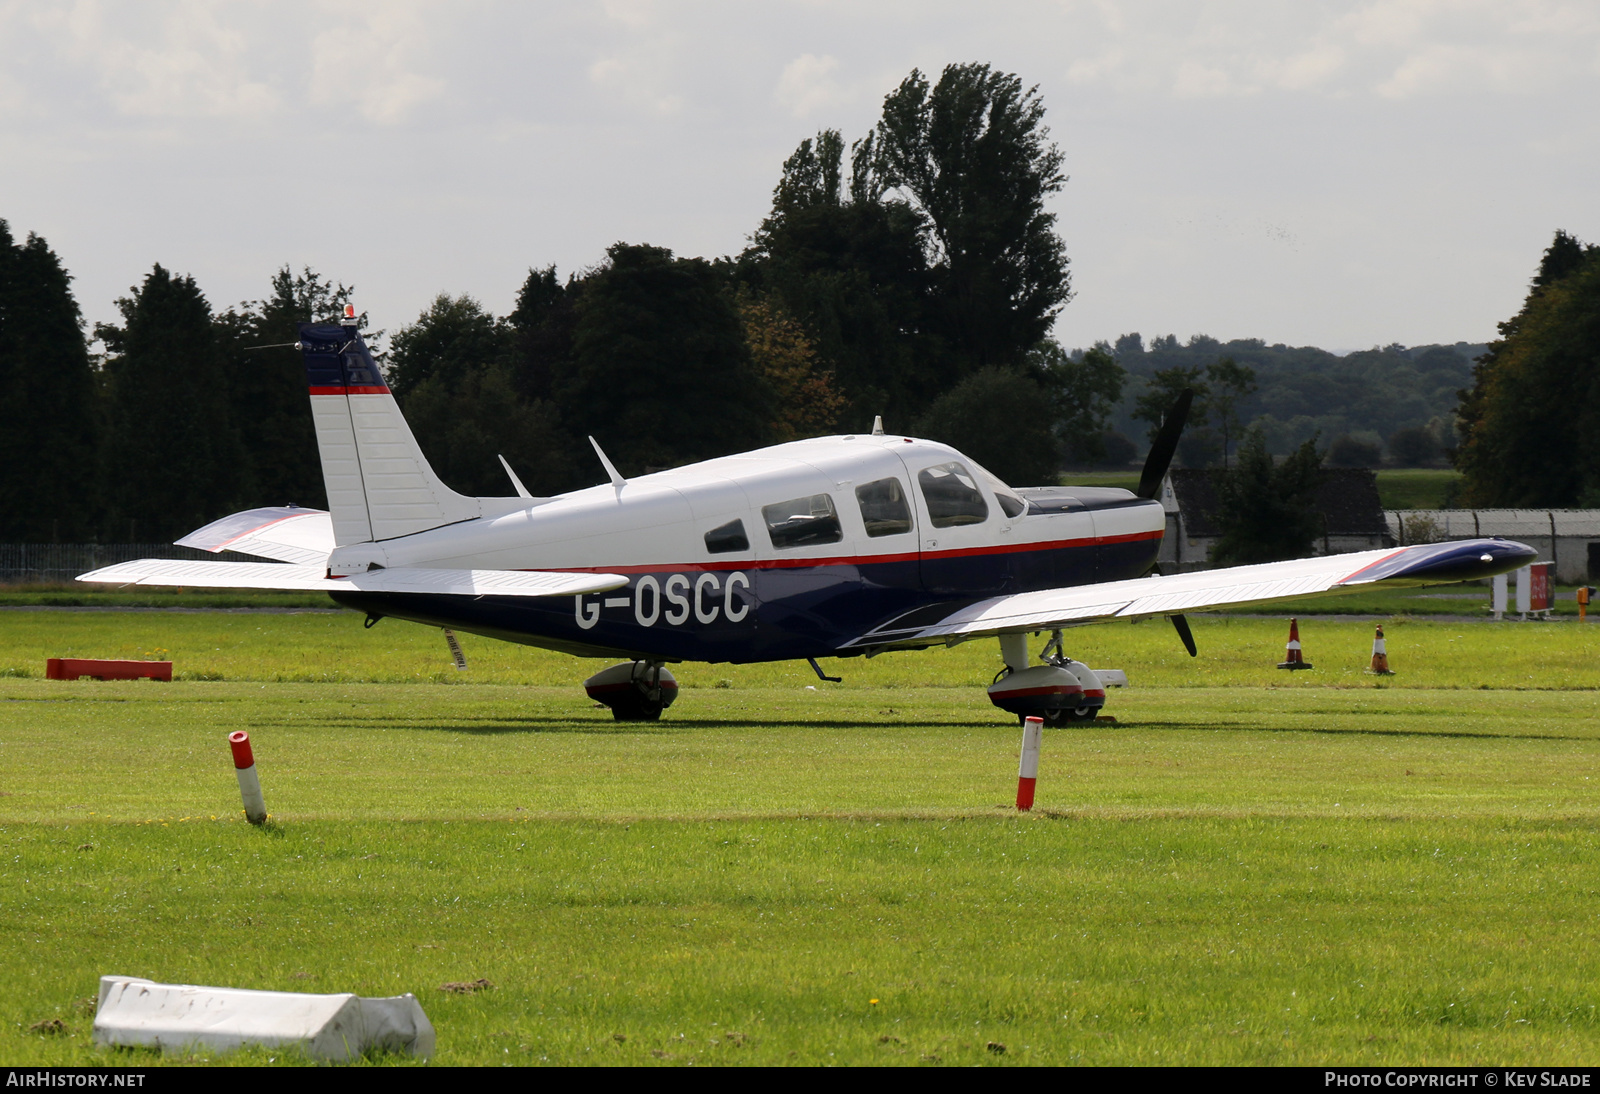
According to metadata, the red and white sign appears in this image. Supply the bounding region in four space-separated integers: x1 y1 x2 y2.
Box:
1529 562 1553 612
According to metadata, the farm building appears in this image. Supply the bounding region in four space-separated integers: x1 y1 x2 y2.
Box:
1157 468 1393 572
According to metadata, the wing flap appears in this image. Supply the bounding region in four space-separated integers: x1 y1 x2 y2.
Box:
78 560 627 598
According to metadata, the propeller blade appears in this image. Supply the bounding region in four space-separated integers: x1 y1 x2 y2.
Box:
1136 388 1195 500
1169 613 1197 657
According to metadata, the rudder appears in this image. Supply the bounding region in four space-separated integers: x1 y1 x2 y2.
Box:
298 317 479 546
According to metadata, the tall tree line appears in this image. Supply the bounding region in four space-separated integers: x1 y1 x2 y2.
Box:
0 61 1112 543
1456 230 1600 507
0 232 354 542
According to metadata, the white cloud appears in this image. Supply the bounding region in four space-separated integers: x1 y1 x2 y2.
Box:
775 53 851 118
1266 42 1346 90
307 2 448 124
28 0 280 119
1172 60 1254 99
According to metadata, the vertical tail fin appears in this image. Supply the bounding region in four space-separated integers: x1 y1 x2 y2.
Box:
298 320 479 545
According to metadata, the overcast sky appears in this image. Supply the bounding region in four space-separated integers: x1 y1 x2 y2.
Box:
2 1 1596 352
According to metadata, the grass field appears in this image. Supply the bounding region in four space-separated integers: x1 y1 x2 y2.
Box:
3 609 1599 1066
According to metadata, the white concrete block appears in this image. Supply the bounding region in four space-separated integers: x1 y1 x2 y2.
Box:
93 975 435 1061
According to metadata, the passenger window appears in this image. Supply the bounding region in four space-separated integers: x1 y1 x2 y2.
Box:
918 462 989 527
763 494 842 550
855 478 913 537
704 519 749 554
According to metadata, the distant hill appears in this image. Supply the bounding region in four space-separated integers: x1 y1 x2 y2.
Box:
1080 334 1484 459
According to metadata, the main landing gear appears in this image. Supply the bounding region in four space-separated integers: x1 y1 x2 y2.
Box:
584 660 679 721
985 630 1111 726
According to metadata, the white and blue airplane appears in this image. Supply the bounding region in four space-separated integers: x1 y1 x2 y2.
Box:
82 310 1536 722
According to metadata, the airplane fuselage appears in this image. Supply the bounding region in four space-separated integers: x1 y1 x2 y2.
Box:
327 434 1165 664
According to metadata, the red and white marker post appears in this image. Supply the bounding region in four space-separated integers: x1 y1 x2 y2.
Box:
228 730 268 825
1016 715 1043 811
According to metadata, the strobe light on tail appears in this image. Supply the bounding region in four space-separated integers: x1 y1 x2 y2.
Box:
78 311 1540 725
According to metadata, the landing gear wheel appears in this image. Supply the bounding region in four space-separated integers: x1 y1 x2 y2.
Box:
584 661 679 721
608 689 664 722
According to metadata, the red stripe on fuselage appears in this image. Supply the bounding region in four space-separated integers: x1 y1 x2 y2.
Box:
535 528 1163 575
309 385 390 395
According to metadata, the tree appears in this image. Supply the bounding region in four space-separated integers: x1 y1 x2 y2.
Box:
558 243 776 474
387 293 510 398
1132 363 1218 465
740 63 1074 429
740 130 934 428
913 367 1061 486
96 265 243 541
1210 430 1325 566
213 267 357 511
1132 364 1207 444
1387 425 1440 467
1456 231 1600 506
507 265 578 405
401 363 576 498
0 223 100 540
872 64 1070 375
736 291 847 441
1205 356 1257 467
1027 341 1125 465
1327 433 1382 468
388 291 577 496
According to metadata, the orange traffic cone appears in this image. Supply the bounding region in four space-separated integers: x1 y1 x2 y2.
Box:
1367 624 1393 675
1277 617 1313 670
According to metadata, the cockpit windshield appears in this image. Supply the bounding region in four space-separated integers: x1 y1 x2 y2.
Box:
967 460 1027 519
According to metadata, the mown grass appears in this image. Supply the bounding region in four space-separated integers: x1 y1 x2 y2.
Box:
0 583 333 609
1 608 1596 689
1 611 1598 1066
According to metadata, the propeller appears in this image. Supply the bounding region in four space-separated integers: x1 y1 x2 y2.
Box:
1136 388 1196 500
1169 614 1197 657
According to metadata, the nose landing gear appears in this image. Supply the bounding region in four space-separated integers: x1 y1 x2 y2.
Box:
584 660 679 721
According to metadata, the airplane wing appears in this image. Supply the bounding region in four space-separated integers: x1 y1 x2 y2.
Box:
77 559 629 598
175 507 335 566
839 538 1536 652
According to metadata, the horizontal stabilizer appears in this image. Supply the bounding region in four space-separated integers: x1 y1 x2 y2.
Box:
78 559 628 598
840 538 1537 652
175 507 335 566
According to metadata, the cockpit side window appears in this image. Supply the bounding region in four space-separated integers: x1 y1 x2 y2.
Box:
918 463 989 528
762 494 843 550
704 519 749 554
855 477 913 537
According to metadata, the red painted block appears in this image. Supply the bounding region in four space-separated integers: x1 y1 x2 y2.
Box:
46 658 172 682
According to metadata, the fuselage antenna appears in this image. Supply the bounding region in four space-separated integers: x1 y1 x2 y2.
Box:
498 454 534 499
871 415 885 436
588 436 627 491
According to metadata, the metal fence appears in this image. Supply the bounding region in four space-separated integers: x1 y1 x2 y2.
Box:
0 544 259 585
1385 510 1600 583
